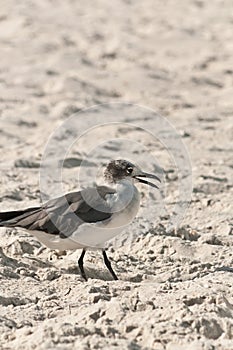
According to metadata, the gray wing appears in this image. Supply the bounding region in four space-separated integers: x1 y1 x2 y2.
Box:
0 186 116 238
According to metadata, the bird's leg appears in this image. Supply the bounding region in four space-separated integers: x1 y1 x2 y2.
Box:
78 249 87 281
102 250 118 280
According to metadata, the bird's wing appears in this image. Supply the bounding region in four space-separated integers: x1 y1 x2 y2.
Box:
0 185 116 238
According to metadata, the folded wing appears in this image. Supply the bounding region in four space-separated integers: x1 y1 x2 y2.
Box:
0 186 116 238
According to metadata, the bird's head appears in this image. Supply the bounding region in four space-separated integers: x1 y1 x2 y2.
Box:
104 159 161 189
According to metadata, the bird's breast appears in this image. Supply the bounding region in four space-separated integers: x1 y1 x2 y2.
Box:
108 185 141 228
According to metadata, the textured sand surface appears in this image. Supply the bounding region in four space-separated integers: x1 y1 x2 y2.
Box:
0 1 233 349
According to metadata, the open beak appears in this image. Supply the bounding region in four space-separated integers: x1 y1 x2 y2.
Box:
133 172 161 189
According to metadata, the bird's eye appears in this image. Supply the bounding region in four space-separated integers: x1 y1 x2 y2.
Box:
126 166 133 174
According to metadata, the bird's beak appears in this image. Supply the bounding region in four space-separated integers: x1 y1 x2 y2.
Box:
133 172 161 189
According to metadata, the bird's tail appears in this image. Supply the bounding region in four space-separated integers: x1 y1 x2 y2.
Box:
0 207 40 227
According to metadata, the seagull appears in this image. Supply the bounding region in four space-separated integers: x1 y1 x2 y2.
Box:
0 160 161 281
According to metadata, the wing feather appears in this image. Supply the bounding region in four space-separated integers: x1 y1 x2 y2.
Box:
0 185 116 238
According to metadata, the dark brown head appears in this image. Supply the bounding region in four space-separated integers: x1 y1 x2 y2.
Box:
104 159 161 188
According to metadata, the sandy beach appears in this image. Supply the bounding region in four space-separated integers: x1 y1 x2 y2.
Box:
0 1 233 349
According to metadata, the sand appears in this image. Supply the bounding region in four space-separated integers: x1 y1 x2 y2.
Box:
0 0 233 349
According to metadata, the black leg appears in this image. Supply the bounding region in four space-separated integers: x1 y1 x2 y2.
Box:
102 250 118 280
78 249 87 281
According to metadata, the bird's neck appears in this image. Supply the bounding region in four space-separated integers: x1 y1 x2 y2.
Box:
110 179 139 212
115 178 135 193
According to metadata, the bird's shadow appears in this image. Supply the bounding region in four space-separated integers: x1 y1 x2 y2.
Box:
60 264 117 281
52 262 233 283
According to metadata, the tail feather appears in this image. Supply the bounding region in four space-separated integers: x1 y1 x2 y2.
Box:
0 207 40 226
